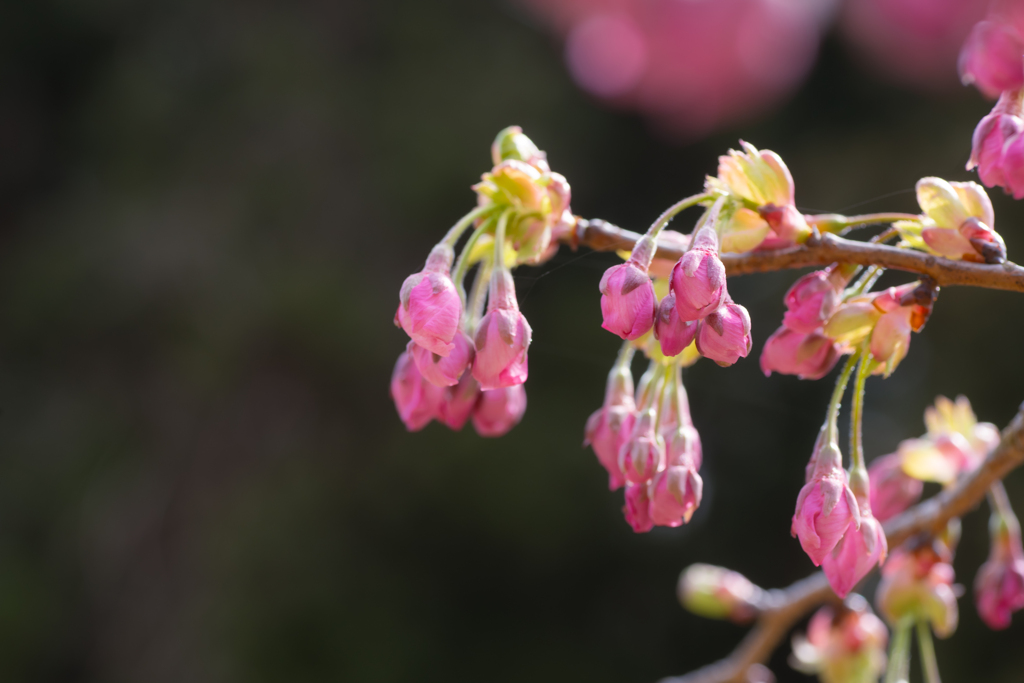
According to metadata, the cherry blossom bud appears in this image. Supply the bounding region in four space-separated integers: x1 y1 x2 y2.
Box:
822 475 887 598
584 358 637 491
867 452 923 523
411 331 475 387
438 372 480 431
876 543 959 638
671 227 727 322
967 103 1024 190
473 269 532 390
959 20 1024 99
491 125 548 171
760 327 841 381
649 464 702 527
695 300 752 367
790 599 888 683
783 270 842 334
623 482 654 533
390 347 445 432
758 203 811 245
868 307 912 375
654 292 698 356
599 259 657 340
396 244 462 356
975 508 1024 630
793 437 860 567
472 384 527 437
914 177 1005 262
619 408 665 484
678 564 762 623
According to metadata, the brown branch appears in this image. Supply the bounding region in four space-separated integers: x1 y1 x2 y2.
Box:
569 218 1024 293
657 402 1024 683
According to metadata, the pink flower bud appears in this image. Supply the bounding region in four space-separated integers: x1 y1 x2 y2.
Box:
822 510 887 599
758 203 811 246
618 408 665 484
472 384 527 437
649 464 703 527
678 564 762 623
959 20 1024 99
623 482 654 533
695 301 752 367
472 270 532 390
968 108 1024 190
867 453 923 523
999 126 1024 199
869 307 912 374
877 544 959 638
411 331 475 387
654 292 698 356
975 516 1024 630
664 423 702 470
396 245 462 356
791 600 888 683
792 440 860 566
438 372 480 431
584 361 637 491
390 347 445 432
671 227 728 322
760 327 841 381
783 270 841 334
599 260 657 340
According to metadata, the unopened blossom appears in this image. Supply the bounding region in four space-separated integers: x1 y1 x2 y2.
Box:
619 408 665 484
438 372 480 431
822 473 887 598
760 327 841 381
695 299 752 367
472 384 527 437
649 464 702 527
867 452 923 523
959 18 1024 99
876 542 959 638
967 92 1024 191
473 269 532 390
671 226 727 321
599 236 657 340
678 564 762 623
793 435 860 567
975 505 1024 630
491 125 549 171
908 177 1006 263
790 598 888 683
396 244 462 356
623 482 654 533
584 356 637 491
391 347 445 432
411 330 475 387
654 291 698 356
783 268 844 334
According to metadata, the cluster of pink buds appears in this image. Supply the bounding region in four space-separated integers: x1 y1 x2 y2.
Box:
391 127 573 436
876 531 961 639
960 3 1024 199
895 178 1006 264
789 596 888 683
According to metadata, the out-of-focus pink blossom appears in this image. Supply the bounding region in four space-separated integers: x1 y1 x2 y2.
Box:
599 259 657 340
671 229 728 321
396 244 462 356
975 507 1024 630
411 331 475 387
793 439 860 566
566 13 648 98
968 101 1024 189
585 358 637 490
654 292 698 356
822 505 887 598
624 482 654 533
619 408 665 484
695 300 752 367
790 600 888 683
473 270 532 390
472 384 527 437
391 348 445 432
876 543 960 637
867 452 923 522
649 464 702 527
438 372 481 431
760 327 840 381
959 18 1024 98
783 269 842 334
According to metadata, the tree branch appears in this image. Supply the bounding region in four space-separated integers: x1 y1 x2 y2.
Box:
569 218 1024 293
657 402 1024 683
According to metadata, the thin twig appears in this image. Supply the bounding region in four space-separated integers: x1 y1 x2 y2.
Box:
569 218 1024 293
657 403 1024 683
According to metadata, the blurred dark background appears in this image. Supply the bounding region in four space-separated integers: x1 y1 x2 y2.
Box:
0 1 1021 681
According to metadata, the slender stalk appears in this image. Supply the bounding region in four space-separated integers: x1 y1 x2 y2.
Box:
441 205 497 248
465 260 492 332
916 621 942 683
835 213 920 229
988 480 1017 524
845 265 885 300
614 340 636 371
884 619 913 683
645 193 713 240
452 213 499 301
849 350 873 472
825 352 861 441
492 209 510 270
654 362 674 431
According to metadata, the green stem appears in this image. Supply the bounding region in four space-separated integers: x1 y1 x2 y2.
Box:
825 352 861 442
451 213 499 302
653 363 674 432
829 212 920 231
492 209 511 270
465 260 492 333
646 192 713 240
884 619 913 683
614 340 636 372
845 265 885 300
673 364 687 427
850 350 873 473
441 205 497 248
917 621 942 683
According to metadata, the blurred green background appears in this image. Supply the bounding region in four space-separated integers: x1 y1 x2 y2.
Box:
0 1 1021 682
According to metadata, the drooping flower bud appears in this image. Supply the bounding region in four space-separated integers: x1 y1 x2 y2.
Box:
783 269 843 334
390 347 445 432
760 327 841 381
654 291 698 356
599 236 657 340
584 354 637 491
967 94 1024 191
472 269 532 390
648 464 702 527
876 541 959 639
975 503 1024 630
396 244 463 356
411 330 475 387
438 372 480 431
793 433 860 567
695 300 752 367
790 598 888 683
671 226 727 321
618 408 665 484
472 384 527 437
959 20 1024 99
623 482 654 533
822 471 887 598
867 452 923 523
678 564 762 623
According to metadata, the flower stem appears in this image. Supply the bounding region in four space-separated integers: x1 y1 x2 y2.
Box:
614 340 636 372
465 260 492 333
442 205 498 248
832 213 920 231
492 208 511 270
646 192 713 240
825 352 860 441
845 265 885 300
916 621 942 683
850 350 873 473
452 213 499 302
884 619 913 683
